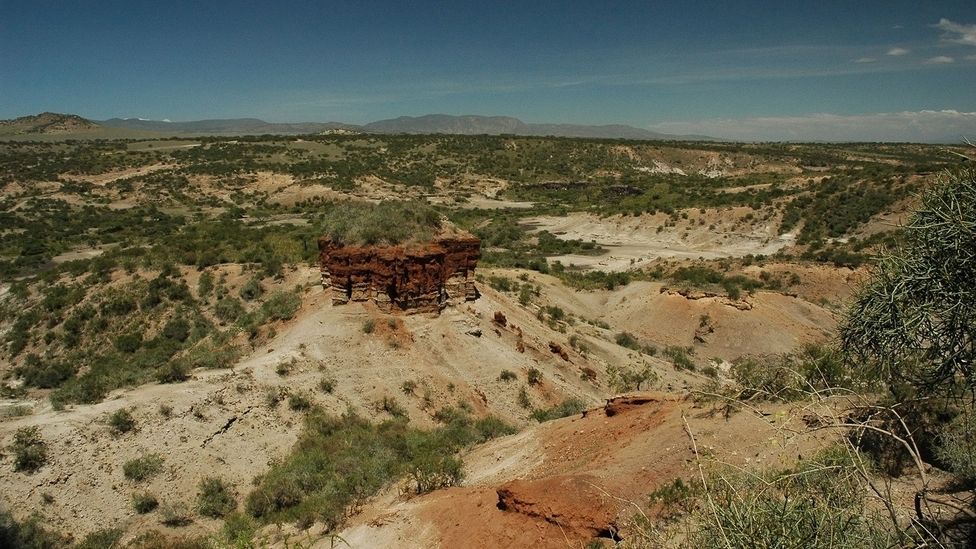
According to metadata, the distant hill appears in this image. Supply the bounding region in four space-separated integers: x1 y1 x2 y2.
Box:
1 112 715 141
363 114 712 140
0 112 100 135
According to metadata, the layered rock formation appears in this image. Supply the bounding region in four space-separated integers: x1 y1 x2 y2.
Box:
318 234 480 313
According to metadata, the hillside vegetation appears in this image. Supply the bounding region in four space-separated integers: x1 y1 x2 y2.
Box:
0 134 972 548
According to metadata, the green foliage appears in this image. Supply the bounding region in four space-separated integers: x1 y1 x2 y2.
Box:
76 528 123 549
487 275 513 292
123 453 164 481
161 318 191 342
530 398 586 422
287 393 311 411
197 477 237 518
214 296 244 323
114 331 143 353
526 367 542 385
498 370 517 382
377 396 407 419
633 448 898 549
730 344 857 401
10 427 47 473
133 492 159 514
221 513 258 548
159 502 193 527
607 363 658 392
155 360 190 384
16 355 75 389
553 267 635 291
0 509 70 549
260 290 301 321
935 406 976 483
615 331 641 350
238 277 263 301
670 265 762 297
842 167 976 394
319 200 442 245
664 346 696 371
196 271 214 299
692 450 893 548
245 408 512 529
319 376 336 393
107 408 136 435
782 175 912 243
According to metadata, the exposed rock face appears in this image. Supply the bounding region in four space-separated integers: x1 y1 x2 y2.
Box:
318 235 480 313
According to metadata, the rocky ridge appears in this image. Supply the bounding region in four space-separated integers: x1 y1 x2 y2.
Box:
318 234 481 312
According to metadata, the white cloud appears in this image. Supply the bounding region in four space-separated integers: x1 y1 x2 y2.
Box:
853 57 876 63
647 110 976 143
926 55 955 64
966 54 976 61
887 47 910 56
936 18 976 46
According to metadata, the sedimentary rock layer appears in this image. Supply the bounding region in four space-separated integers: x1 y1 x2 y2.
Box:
318 235 480 313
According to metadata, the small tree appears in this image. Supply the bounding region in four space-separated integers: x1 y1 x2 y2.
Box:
842 166 976 395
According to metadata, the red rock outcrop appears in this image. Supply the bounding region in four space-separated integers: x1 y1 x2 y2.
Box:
318 234 480 313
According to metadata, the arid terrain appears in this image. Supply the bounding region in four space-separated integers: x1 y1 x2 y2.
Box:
0 122 971 547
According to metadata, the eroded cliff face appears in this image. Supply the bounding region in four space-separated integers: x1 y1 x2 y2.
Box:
318 235 480 313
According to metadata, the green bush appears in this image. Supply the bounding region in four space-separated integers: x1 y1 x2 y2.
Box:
407 453 464 494
615 331 641 351
10 427 47 473
362 319 376 334
114 331 143 353
632 448 897 549
527 368 542 385
215 296 244 323
197 477 236 518
76 528 123 549
319 376 336 393
935 406 976 483
245 409 511 529
498 370 517 382
123 453 164 481
0 510 70 548
530 398 586 422
287 393 311 411
261 290 301 321
239 277 264 301
133 492 159 514
107 408 136 434
730 344 857 402
161 318 191 342
664 345 695 371
155 359 190 384
160 502 193 527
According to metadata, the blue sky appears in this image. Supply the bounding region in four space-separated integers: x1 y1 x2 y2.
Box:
2 0 975 140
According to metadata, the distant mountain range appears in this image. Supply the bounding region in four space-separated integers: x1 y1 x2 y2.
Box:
98 117 359 135
360 114 712 140
0 112 715 141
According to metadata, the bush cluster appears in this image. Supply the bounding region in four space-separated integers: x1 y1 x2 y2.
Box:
245 408 512 529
